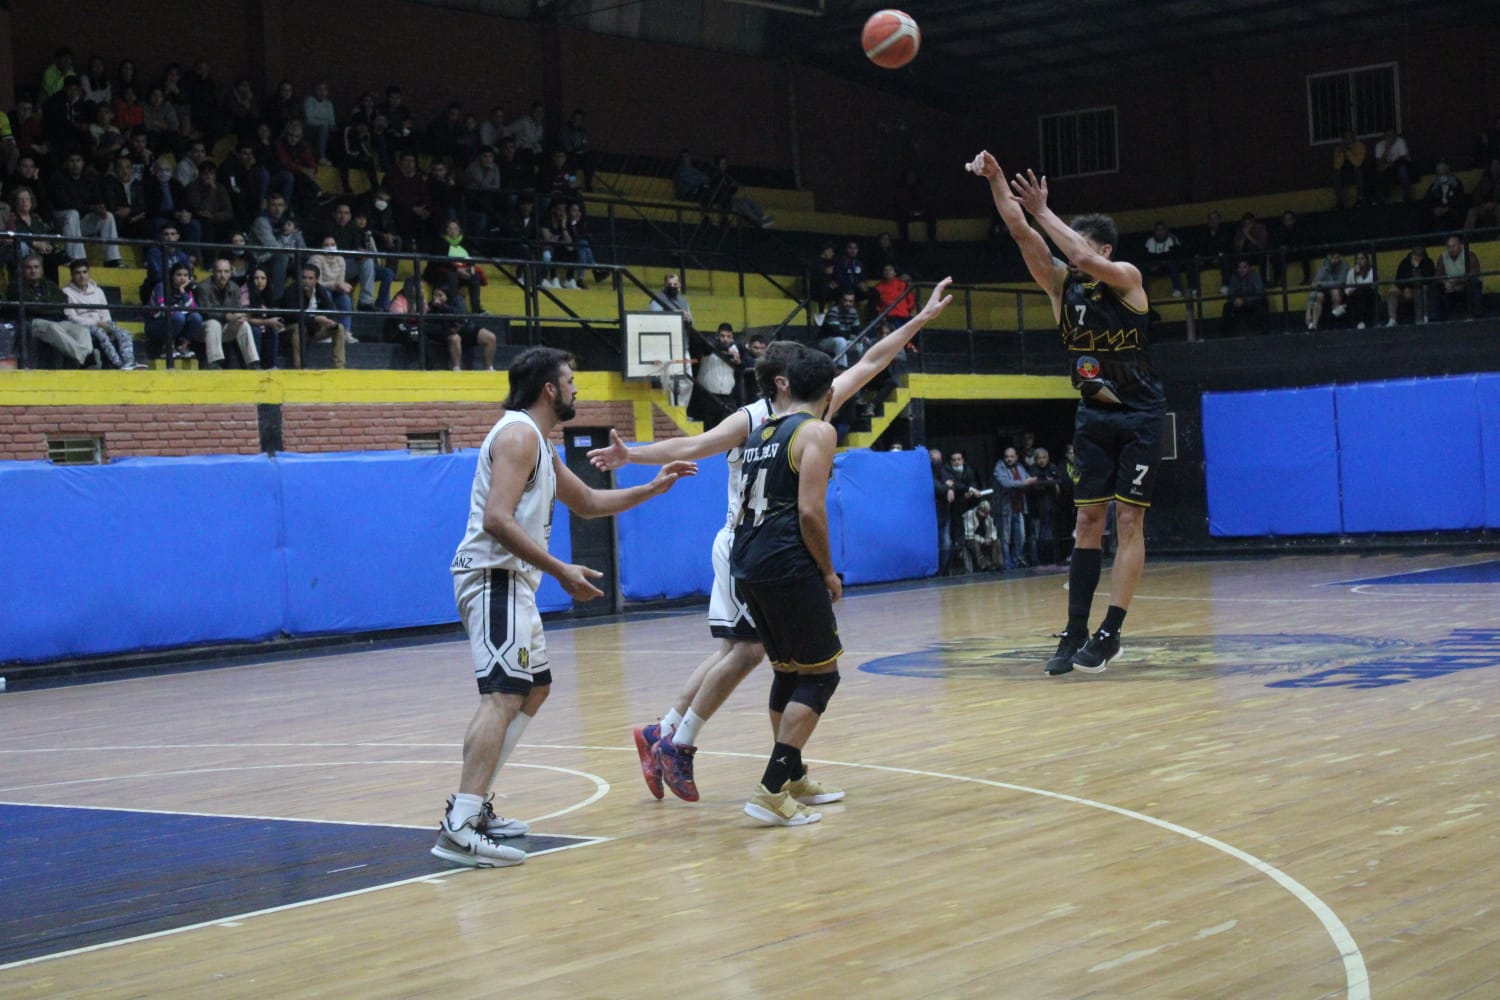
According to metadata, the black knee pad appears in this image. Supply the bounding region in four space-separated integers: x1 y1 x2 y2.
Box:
791 670 840 715
768 670 798 714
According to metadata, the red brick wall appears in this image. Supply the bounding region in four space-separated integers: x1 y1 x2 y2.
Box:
0 400 650 461
0 405 261 460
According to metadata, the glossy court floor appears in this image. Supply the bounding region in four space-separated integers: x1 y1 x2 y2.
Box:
2 552 1498 999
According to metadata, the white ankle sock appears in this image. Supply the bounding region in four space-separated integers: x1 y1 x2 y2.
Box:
661 708 684 735
450 792 484 827
674 709 706 747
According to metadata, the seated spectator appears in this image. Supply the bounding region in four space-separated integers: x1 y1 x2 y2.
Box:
478 105 508 151
173 140 209 188
505 193 541 274
197 256 263 369
558 109 593 192
425 219 486 312
1343 251 1380 329
566 201 605 286
426 159 462 231
1435 236 1481 321
222 144 270 229
991 446 1033 570
225 231 253 284
1272 209 1311 288
327 201 393 310
0 109 15 178
48 151 124 266
385 151 431 243
495 134 532 192
338 119 380 194
376 84 406 127
1331 128 1367 209
1305 250 1349 331
538 200 575 288
647 272 694 330
41 48 76 102
1463 159 1500 233
7 186 70 283
80 54 111 108
1472 114 1500 170
87 104 126 170
185 161 235 245
873 264 917 325
1232 211 1269 276
691 322 742 426
265 79 298 137
425 286 499 371
42 76 93 157
1199 209 1234 293
351 202 399 307
809 241 841 319
159 64 193 137
424 102 466 163
250 120 293 203
15 254 95 366
145 262 204 361
506 101 546 169
111 86 145 135
302 81 337 165
1221 258 1267 335
141 222 195 303
280 262 348 369
184 60 222 143
1372 128 1414 203
1424 161 1465 232
275 121 325 212
539 148 581 212
245 265 286 367
141 86 181 151
961 500 1001 572
223 77 260 143
462 146 504 235
835 239 872 302
704 154 772 228
144 157 202 245
673 149 710 202
63 258 141 369
307 236 357 334
10 99 49 164
819 289 862 366
113 59 139 104
1143 220 1186 296
249 193 304 295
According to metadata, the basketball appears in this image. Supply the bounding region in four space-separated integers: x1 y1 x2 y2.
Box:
861 9 921 70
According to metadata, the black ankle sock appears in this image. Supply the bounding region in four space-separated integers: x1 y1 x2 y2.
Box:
1067 548 1103 632
761 742 802 792
1102 605 1127 633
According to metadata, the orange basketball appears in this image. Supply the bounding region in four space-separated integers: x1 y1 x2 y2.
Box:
861 9 921 70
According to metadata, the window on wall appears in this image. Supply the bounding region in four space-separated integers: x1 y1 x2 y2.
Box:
1038 107 1118 179
1307 64 1400 143
47 436 105 465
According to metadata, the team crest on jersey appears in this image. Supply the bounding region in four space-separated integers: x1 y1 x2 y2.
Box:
1076 356 1101 380
760 426 776 441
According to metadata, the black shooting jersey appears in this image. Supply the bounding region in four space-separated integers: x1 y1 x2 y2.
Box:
731 411 820 584
1060 274 1165 411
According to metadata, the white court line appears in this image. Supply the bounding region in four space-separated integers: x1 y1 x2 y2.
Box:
1 741 1369 998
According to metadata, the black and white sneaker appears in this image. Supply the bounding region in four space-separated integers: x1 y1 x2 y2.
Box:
431 796 526 867
477 793 529 838
1045 629 1086 676
1072 628 1122 673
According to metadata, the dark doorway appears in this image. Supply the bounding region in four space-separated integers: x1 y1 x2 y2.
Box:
562 427 618 616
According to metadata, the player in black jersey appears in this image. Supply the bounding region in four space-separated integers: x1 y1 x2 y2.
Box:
969 150 1167 676
730 343 843 826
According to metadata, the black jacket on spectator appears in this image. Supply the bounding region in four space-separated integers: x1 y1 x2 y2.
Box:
48 170 107 214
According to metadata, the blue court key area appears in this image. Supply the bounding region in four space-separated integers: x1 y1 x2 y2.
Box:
0 803 588 966
1338 560 1500 587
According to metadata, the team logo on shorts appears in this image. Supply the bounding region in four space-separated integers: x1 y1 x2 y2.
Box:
1075 356 1101 380
518 647 529 668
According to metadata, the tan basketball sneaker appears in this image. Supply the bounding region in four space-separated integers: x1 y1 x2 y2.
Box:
744 783 822 826
786 772 845 805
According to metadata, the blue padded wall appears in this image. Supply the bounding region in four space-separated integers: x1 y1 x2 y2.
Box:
1475 374 1500 529
1203 387 1343 536
1336 377 1485 532
0 456 284 662
615 454 727 601
833 449 938 584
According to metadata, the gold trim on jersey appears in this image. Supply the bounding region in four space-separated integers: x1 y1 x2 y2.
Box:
786 418 809 475
770 649 844 673
1075 494 1115 506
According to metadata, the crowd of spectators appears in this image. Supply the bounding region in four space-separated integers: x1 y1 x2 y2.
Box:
930 433 1077 576
2 47 607 369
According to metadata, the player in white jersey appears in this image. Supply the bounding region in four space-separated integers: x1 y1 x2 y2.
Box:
434 347 696 868
588 279 954 802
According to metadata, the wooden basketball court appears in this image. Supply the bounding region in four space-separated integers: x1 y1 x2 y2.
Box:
2 552 1497 998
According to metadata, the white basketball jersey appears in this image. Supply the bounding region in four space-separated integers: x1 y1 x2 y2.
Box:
451 410 557 590
725 397 773 529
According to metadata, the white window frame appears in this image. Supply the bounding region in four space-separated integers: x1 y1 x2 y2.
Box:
1038 106 1119 180
1306 62 1401 145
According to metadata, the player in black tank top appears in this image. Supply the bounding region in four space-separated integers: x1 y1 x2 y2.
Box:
969 151 1168 678
731 411 820 583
